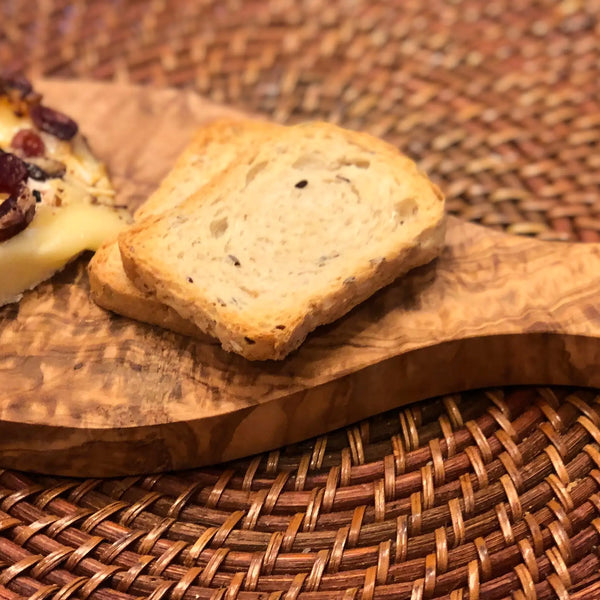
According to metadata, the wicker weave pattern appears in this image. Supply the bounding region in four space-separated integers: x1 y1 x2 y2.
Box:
2 0 600 241
1 388 600 598
2 0 600 597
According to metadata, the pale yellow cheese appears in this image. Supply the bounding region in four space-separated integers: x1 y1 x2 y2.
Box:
0 95 130 305
0 203 128 305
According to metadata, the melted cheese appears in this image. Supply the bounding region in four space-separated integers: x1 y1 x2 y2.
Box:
0 98 112 200
0 94 131 305
0 204 128 305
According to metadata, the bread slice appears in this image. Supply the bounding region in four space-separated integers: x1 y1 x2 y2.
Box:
119 121 446 360
88 118 281 333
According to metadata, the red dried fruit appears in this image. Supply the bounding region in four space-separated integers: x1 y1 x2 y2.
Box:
30 104 78 141
0 152 35 242
0 73 33 97
0 187 36 242
0 152 28 194
11 129 45 157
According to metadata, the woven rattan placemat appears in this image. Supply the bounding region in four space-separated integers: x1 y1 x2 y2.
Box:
2 1 600 598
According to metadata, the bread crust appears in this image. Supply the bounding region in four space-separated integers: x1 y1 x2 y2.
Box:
89 240 209 338
119 121 446 360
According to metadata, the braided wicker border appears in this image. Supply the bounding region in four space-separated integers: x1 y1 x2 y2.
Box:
1 388 600 598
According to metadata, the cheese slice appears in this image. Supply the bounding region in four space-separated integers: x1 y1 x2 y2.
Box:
0 93 130 305
1 203 128 305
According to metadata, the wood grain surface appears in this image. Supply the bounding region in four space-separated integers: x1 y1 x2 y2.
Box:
1 80 600 477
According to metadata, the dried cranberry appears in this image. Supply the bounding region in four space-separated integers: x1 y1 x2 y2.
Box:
11 129 45 157
30 104 78 141
0 152 35 241
1 73 33 97
0 153 28 194
0 188 36 242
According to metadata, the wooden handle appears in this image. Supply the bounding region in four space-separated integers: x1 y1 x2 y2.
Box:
1 80 599 477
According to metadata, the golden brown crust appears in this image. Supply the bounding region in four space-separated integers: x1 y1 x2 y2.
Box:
88 241 208 338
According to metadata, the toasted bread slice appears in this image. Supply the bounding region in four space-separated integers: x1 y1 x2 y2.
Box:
119 122 446 360
88 118 281 333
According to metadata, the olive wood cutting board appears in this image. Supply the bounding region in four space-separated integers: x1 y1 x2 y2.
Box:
2 80 600 477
